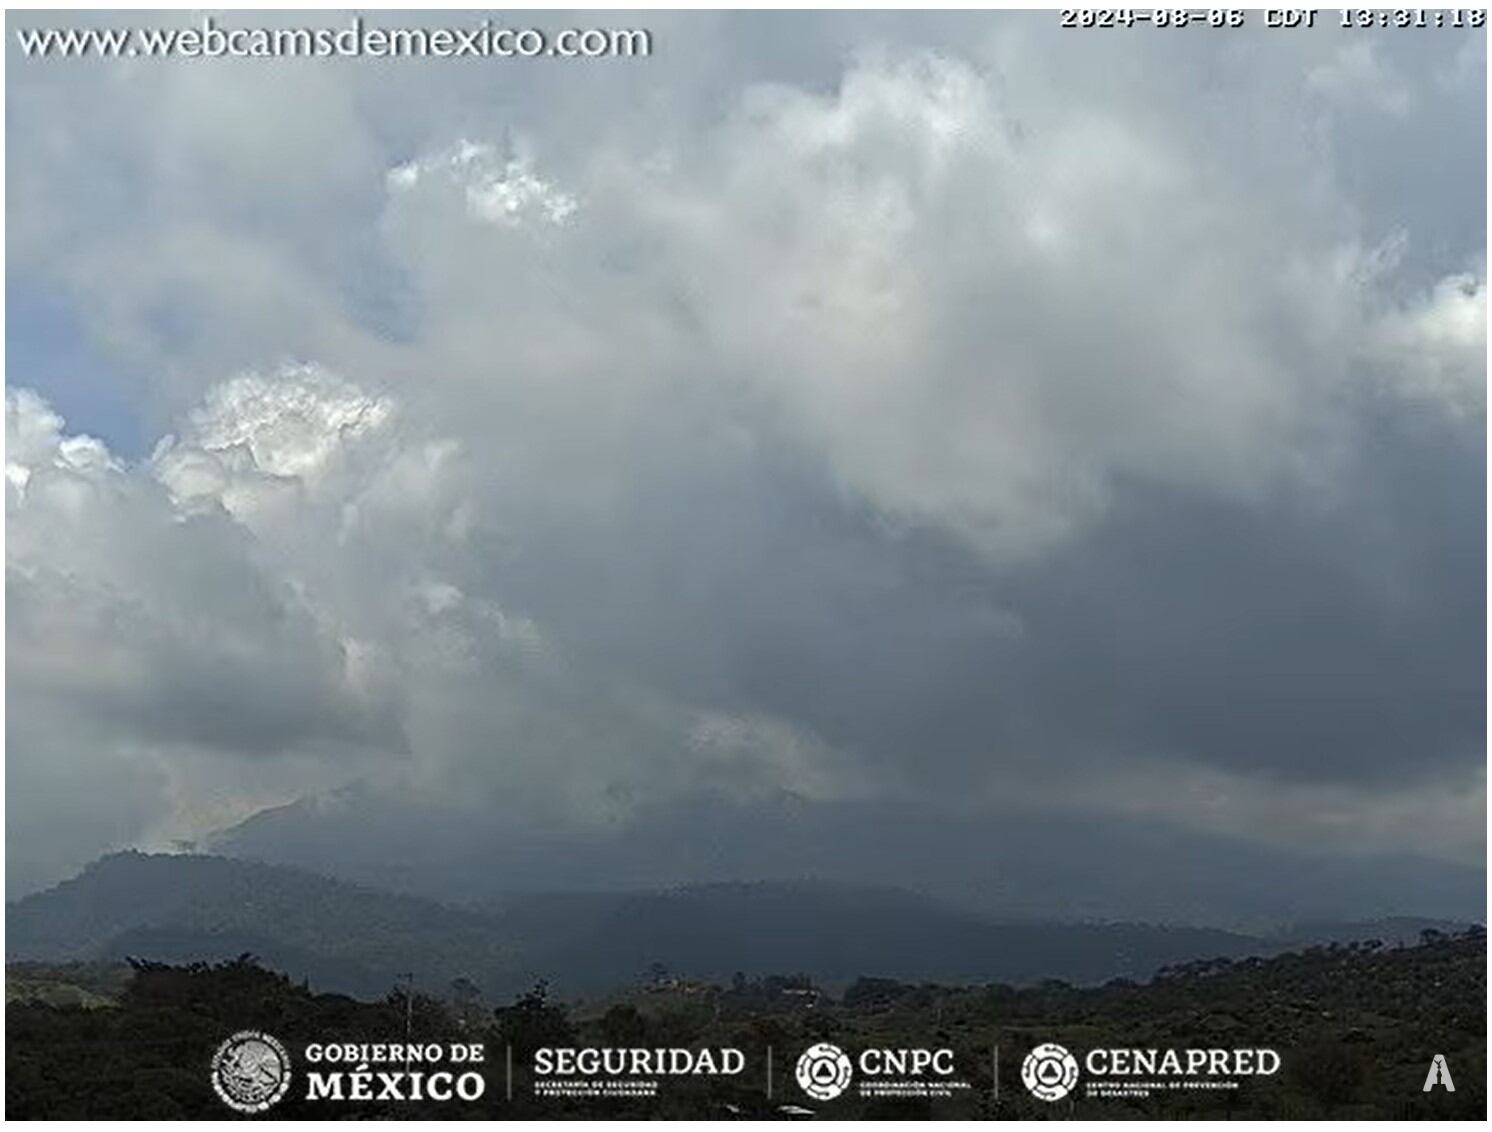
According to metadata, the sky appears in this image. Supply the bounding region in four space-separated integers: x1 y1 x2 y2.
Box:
5 12 1486 919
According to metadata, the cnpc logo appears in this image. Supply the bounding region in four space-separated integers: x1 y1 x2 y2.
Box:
794 1042 957 1101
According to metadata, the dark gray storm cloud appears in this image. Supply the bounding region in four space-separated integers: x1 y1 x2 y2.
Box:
5 13 1484 908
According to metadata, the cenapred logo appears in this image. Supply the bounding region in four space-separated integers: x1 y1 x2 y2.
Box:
795 1042 854 1101
212 1030 293 1113
1021 1041 1280 1103
1022 1042 1079 1102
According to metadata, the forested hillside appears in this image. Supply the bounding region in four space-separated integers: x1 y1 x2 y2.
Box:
7 928 1483 1119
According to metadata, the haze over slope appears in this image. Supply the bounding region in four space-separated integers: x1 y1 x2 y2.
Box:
208 785 1485 929
7 852 1302 998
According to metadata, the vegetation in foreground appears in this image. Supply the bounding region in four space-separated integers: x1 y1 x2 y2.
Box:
5 929 1484 1119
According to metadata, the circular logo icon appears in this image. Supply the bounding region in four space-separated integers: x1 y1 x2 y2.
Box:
1022 1042 1078 1102
795 1042 853 1101
211 1030 292 1113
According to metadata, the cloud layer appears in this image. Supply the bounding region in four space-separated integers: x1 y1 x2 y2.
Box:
6 14 1484 908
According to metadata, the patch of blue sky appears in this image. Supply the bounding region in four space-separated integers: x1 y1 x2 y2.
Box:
7 277 149 459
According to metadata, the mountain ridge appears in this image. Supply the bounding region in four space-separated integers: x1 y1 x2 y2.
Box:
202 784 1487 930
9 851 1473 1004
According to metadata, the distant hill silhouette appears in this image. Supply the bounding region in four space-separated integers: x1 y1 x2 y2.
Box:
488 880 1267 990
204 784 1487 928
7 852 1470 1001
7 852 513 999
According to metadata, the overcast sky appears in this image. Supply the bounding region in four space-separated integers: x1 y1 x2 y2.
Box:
6 13 1485 912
